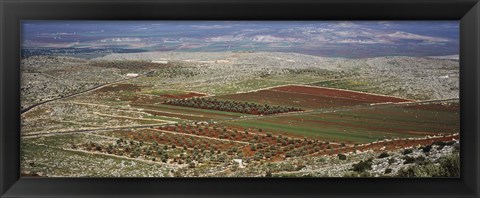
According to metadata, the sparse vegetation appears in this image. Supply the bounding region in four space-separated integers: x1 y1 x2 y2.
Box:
402 149 413 155
352 159 373 172
20 50 460 177
378 152 389 158
397 153 459 177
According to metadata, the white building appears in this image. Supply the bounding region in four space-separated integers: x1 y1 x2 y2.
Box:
126 73 139 77
233 159 244 168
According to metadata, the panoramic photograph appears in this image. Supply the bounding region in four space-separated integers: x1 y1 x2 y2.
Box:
20 21 460 177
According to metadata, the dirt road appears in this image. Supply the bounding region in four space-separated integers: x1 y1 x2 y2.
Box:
21 75 141 115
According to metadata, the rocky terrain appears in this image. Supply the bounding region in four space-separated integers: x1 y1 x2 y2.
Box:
21 56 127 109
266 139 460 177
20 51 460 178
21 134 459 177
96 51 459 100
21 52 459 110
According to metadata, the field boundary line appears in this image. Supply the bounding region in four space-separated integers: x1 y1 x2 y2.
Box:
55 120 102 128
285 84 414 102
92 112 175 123
219 98 459 123
306 77 359 85
61 147 184 168
132 104 206 117
21 124 168 137
63 101 201 118
307 133 460 157
148 128 249 145
269 89 391 103
226 83 415 102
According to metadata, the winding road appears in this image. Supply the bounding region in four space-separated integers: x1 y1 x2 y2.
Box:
21 75 141 115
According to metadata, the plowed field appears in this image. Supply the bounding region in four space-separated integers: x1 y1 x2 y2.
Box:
217 85 412 110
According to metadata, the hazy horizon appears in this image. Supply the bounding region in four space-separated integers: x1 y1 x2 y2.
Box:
21 21 459 58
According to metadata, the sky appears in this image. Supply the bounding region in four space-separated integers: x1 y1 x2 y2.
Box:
21 21 459 58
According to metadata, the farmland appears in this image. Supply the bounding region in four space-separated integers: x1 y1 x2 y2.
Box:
217 85 411 110
224 102 459 143
20 51 460 177
165 97 303 115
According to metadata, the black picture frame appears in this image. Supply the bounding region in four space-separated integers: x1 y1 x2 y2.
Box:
1 0 479 197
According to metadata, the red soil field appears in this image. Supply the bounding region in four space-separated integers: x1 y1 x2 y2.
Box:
218 90 368 109
101 122 457 163
403 103 459 112
148 123 342 161
217 85 412 110
271 85 411 103
160 92 206 99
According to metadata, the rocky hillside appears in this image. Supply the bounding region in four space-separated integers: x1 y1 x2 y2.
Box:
96 51 459 100
20 52 459 110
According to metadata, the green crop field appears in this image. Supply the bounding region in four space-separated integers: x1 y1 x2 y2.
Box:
223 102 459 144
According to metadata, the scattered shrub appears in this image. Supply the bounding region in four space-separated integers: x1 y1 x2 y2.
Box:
388 158 396 165
250 144 256 151
436 153 460 177
403 156 416 164
352 160 372 172
404 155 428 165
378 152 390 158
265 172 272 177
422 145 432 153
396 153 459 178
402 149 413 155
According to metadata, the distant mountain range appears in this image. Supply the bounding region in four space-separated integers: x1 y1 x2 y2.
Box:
21 21 459 58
